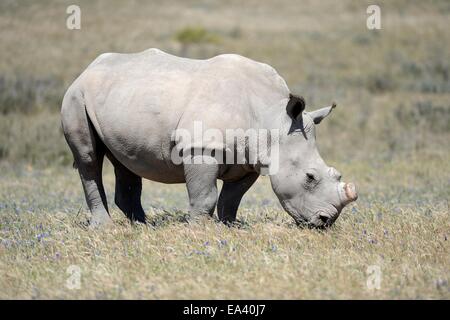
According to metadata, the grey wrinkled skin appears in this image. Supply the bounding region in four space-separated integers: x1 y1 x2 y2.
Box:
61 48 357 229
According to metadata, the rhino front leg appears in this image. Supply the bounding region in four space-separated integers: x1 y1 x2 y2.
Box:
217 172 259 224
184 155 219 220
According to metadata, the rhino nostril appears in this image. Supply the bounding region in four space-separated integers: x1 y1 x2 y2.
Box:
318 212 331 224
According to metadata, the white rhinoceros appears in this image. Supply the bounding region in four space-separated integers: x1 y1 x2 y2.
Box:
61 48 357 228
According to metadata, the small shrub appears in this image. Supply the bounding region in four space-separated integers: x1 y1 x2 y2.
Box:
0 74 63 115
174 26 220 45
0 112 71 166
395 100 450 133
366 72 397 93
174 26 222 58
352 32 379 46
401 51 450 93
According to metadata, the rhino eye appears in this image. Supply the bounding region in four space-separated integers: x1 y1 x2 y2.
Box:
304 172 319 190
306 172 316 182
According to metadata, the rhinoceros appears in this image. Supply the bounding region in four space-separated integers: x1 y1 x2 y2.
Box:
61 48 357 228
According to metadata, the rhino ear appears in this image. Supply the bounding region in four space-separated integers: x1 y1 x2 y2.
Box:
286 94 305 121
309 102 337 124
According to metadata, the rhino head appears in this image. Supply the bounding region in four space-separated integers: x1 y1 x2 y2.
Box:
269 94 357 228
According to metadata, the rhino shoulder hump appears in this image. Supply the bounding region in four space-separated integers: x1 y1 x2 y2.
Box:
87 52 118 68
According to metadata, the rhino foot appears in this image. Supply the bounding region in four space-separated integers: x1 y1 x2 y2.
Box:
88 213 113 230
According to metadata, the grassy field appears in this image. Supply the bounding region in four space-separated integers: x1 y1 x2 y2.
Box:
0 0 449 299
1 157 449 299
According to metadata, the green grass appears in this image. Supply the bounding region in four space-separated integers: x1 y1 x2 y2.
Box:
0 0 449 299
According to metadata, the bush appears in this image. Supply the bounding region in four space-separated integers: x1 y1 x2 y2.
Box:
401 50 450 94
395 100 450 133
366 72 397 93
0 112 71 166
174 26 220 45
0 74 64 115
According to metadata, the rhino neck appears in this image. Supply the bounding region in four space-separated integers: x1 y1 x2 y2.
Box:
253 97 289 129
249 98 290 176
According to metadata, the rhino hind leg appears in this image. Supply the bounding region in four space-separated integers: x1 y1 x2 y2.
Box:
184 155 219 221
217 172 259 224
107 153 146 224
78 149 111 228
61 93 111 228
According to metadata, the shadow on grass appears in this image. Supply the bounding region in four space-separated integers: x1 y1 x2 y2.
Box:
146 207 190 228
145 207 255 230
70 206 329 231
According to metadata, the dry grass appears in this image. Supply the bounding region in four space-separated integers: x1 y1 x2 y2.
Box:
0 0 449 299
0 156 448 299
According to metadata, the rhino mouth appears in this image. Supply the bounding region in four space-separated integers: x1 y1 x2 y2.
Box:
294 216 332 229
294 207 339 229
311 210 338 228
280 199 338 229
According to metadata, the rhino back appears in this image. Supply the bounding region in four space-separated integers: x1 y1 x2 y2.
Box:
71 49 290 181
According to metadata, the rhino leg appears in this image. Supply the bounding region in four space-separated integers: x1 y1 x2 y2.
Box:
184 155 219 220
217 172 259 224
62 94 111 228
108 154 146 224
78 152 111 228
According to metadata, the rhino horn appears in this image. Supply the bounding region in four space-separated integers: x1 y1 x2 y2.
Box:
339 182 358 206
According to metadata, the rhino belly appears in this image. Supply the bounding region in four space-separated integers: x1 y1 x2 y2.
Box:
103 126 185 183
92 98 186 184
106 143 186 184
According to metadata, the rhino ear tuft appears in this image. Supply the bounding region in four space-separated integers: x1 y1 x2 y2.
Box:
286 94 305 121
309 102 337 124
